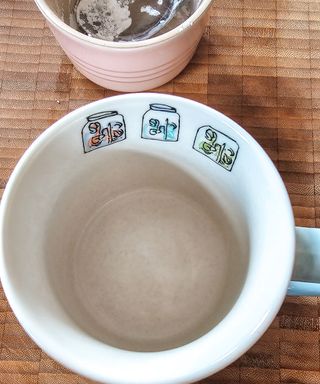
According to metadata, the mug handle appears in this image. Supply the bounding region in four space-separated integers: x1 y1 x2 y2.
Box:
288 227 320 296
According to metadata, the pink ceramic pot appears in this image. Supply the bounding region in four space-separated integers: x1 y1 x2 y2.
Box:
34 0 213 91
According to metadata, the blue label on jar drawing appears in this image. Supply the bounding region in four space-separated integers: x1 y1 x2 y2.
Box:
141 104 180 141
82 111 126 153
193 126 239 171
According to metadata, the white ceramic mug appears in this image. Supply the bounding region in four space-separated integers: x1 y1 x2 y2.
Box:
0 94 319 384
33 0 213 92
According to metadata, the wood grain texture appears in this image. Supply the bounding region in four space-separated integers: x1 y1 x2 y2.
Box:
1 0 320 383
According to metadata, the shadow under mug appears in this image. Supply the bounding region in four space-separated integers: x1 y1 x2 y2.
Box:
0 93 319 384
33 0 213 92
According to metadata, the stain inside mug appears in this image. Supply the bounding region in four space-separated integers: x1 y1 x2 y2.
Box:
45 151 249 352
48 0 201 41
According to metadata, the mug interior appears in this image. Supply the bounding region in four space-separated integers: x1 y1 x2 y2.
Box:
45 0 78 29
45 149 248 351
0 94 294 383
45 0 200 40
34 0 213 47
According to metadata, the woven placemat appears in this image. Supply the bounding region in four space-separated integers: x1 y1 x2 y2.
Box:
1 0 320 383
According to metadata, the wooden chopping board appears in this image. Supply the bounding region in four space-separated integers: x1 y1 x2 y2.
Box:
0 0 320 383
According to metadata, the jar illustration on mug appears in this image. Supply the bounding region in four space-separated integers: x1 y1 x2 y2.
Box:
82 111 126 153
193 125 239 171
141 104 180 141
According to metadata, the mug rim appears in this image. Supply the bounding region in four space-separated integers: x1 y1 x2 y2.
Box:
34 0 214 48
0 93 295 384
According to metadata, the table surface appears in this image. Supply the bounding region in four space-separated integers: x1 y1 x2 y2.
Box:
1 0 320 383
